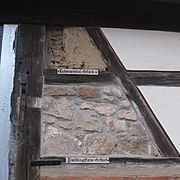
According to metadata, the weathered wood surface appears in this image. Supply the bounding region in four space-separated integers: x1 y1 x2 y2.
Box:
128 70 180 86
1 1 180 32
13 25 45 180
0 26 3 59
38 156 180 164
86 27 179 157
44 69 115 84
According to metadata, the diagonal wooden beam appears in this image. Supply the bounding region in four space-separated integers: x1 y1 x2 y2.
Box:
86 27 179 157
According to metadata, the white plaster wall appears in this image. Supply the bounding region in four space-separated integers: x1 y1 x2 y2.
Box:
0 25 17 179
101 28 180 71
138 86 180 153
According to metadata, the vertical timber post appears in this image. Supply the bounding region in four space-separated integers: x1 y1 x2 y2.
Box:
13 25 45 180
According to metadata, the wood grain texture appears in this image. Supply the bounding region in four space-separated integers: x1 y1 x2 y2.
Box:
44 69 115 84
1 1 180 32
0 26 3 60
128 70 180 86
86 27 179 157
13 25 45 180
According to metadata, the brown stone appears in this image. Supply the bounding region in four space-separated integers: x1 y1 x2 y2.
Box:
41 126 82 156
116 138 150 155
75 112 103 132
80 102 118 116
106 118 126 133
49 97 75 120
63 27 107 70
83 134 116 155
43 85 77 96
78 86 101 99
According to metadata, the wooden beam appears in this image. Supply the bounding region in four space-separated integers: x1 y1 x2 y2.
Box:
86 27 180 157
1 0 180 32
39 156 180 164
128 70 180 86
0 26 3 60
14 25 45 180
44 69 115 84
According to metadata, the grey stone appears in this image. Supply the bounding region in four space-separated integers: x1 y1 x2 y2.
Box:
102 95 114 101
75 130 87 141
42 114 55 124
75 112 103 132
80 102 118 116
49 97 75 120
43 85 77 96
56 121 73 130
83 134 116 155
42 96 55 111
116 138 150 155
120 99 131 108
128 124 147 137
103 86 123 98
117 109 137 121
106 118 126 133
41 126 82 156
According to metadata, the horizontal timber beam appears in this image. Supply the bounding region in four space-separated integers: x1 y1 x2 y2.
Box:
35 156 180 165
128 70 180 86
43 69 115 84
1 0 180 32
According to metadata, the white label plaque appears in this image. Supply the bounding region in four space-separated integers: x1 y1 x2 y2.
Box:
66 157 109 164
57 69 99 75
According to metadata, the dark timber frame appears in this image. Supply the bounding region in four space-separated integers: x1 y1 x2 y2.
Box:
1 0 180 32
10 10 180 179
43 27 179 157
0 26 3 59
128 70 180 87
12 25 45 180
86 27 180 157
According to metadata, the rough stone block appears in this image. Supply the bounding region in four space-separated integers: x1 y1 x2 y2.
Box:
80 102 118 116
83 134 116 155
42 96 55 111
75 112 103 132
43 85 77 96
56 121 73 130
117 109 137 121
128 124 147 137
103 86 123 98
42 114 56 124
116 138 150 155
49 97 75 120
106 118 126 133
120 100 131 108
78 86 101 99
41 126 82 156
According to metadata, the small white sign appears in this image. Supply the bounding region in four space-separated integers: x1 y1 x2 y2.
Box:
66 157 109 164
57 69 99 75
